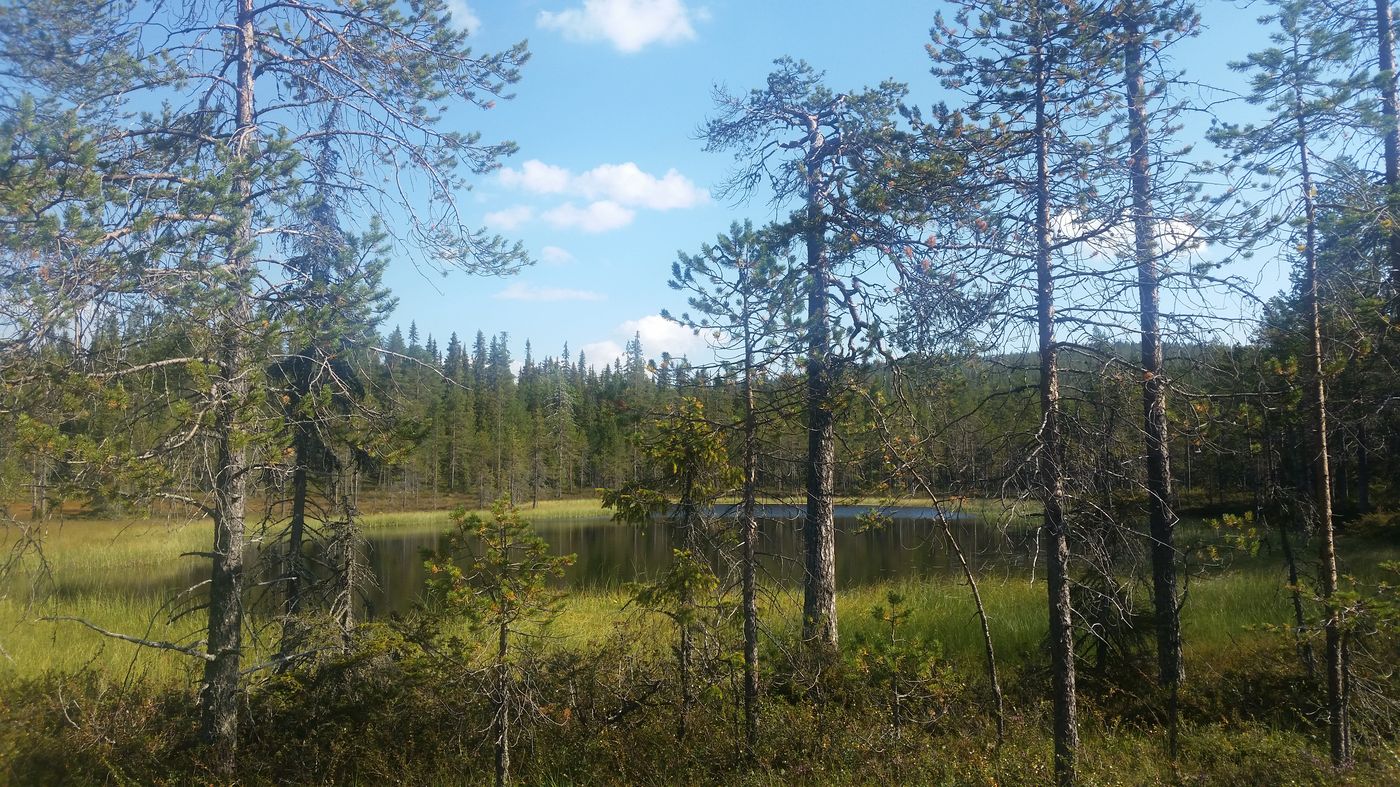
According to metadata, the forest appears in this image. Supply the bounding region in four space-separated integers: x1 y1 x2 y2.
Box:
1 0 1399 784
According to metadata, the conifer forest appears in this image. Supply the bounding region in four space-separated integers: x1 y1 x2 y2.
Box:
3 0 1400 784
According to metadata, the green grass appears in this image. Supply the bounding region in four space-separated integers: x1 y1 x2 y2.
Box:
4 506 1396 686
3 514 1398 786
1 515 241 684
4 504 1397 786
359 495 1031 531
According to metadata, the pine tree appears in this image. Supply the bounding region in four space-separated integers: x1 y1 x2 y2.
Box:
0 0 532 768
426 498 573 787
666 220 798 757
703 58 907 653
926 2 1127 779
1210 0 1364 764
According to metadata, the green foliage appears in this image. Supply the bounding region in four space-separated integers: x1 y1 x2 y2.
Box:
601 397 738 527
1205 511 1265 562
1353 511 1400 539
630 548 719 629
850 591 961 737
424 496 574 633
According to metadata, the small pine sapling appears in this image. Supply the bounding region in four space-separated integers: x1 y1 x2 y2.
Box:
424 497 574 787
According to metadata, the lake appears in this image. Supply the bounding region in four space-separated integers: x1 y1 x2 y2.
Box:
324 503 1038 616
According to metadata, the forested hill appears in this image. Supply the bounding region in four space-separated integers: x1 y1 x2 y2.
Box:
5 0 1400 782
359 322 1380 524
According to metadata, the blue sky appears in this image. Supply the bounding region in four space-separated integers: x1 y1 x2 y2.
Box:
383 0 1278 367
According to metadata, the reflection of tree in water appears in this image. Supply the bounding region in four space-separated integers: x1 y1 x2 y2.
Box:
95 510 1034 617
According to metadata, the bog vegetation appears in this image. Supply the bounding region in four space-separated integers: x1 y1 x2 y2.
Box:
2 0 1400 784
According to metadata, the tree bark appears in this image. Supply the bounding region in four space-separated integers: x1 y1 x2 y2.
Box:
495 615 511 787
1378 0 1400 301
802 166 838 653
278 398 310 665
30 459 48 520
677 484 698 741
741 305 761 759
1124 8 1183 757
1296 84 1349 767
1277 506 1316 678
1034 20 1078 784
198 0 255 770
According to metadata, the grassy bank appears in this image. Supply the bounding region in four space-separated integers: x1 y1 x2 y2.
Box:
4 505 1393 683
357 494 1035 531
3 506 1397 784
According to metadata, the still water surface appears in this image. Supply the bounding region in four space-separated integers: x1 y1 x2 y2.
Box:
338 504 1036 616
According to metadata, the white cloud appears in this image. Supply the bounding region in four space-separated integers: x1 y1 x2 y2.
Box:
579 340 625 365
1053 210 1205 258
499 159 708 211
499 160 571 194
537 0 703 54
484 205 534 230
540 245 575 264
445 0 481 32
579 314 712 370
542 200 636 233
574 162 708 210
494 282 607 302
621 314 711 358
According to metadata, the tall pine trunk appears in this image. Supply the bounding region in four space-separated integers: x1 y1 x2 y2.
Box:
1124 6 1182 757
1378 0 1400 299
1297 103 1349 766
802 171 838 652
741 310 761 758
1034 19 1078 783
278 413 309 665
198 0 255 769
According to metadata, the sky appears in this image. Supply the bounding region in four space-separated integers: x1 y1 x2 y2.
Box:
381 0 1280 368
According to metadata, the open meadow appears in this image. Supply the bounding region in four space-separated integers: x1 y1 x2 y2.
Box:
3 500 1398 784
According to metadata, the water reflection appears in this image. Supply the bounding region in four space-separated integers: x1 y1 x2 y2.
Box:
95 505 1037 619
354 505 1034 615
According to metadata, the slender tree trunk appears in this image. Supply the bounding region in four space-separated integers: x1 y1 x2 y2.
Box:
1296 91 1349 767
1034 26 1078 785
802 170 838 652
334 494 358 645
531 432 540 509
741 315 760 759
1378 0 1400 300
1124 6 1183 758
200 241 250 772
1277 508 1316 678
199 0 255 769
449 424 459 493
495 616 510 787
1357 425 1371 512
910 473 1003 744
557 426 566 499
30 459 48 520
1335 442 1350 507
677 486 697 741
278 412 309 665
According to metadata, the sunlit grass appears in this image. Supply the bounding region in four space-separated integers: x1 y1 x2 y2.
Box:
0 562 1342 685
4 505 1395 691
359 495 1031 531
362 497 615 531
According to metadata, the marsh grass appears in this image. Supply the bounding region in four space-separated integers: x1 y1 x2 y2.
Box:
3 503 1396 786
3 505 1396 688
359 495 1027 531
362 497 615 530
